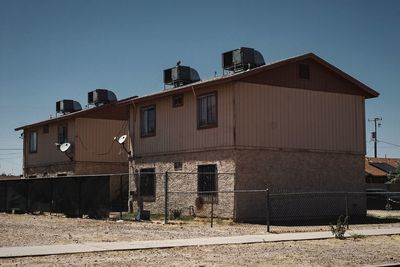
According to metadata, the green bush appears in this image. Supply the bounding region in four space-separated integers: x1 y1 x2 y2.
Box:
330 215 348 239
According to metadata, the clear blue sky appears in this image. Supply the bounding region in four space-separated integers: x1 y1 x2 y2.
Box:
1 0 399 175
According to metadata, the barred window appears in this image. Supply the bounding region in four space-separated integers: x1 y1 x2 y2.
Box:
140 168 156 201
197 164 217 202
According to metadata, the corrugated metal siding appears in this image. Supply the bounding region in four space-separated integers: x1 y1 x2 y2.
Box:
242 58 368 97
26 120 75 166
134 84 235 155
74 118 128 162
234 82 365 153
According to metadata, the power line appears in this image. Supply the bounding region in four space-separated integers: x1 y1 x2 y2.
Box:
0 148 22 150
377 139 400 148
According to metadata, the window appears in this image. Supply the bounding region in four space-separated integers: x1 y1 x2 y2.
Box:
298 63 310 80
140 168 156 201
43 124 49 134
57 125 68 144
197 92 217 128
197 164 218 202
141 105 156 137
172 94 184 108
29 131 37 153
174 162 183 171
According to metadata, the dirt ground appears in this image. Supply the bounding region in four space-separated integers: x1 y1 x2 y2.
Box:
0 213 400 266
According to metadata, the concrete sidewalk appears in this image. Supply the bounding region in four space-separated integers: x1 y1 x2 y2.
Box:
1 228 399 258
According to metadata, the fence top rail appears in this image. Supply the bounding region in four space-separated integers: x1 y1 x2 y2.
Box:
166 171 236 175
0 173 131 181
168 189 268 194
166 190 400 195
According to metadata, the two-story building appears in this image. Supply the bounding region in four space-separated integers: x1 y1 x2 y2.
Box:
15 92 133 177
127 51 378 221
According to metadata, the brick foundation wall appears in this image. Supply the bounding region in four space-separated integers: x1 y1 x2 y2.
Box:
234 149 366 221
131 150 236 218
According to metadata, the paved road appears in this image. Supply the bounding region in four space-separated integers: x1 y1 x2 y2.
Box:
1 228 399 258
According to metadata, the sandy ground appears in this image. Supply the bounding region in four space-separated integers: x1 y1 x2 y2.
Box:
1 235 399 266
0 213 400 266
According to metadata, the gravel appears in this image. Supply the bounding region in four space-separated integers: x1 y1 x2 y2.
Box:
0 213 399 266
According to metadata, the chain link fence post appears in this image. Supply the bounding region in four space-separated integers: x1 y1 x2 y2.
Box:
25 180 29 213
266 188 270 232
120 175 123 219
4 181 8 212
345 192 349 229
164 171 169 224
211 194 214 228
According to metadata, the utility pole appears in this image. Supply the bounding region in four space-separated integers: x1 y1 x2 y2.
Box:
368 117 382 158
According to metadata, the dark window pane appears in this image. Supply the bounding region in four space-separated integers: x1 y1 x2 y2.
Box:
58 125 68 144
197 164 217 202
198 93 217 128
141 105 156 137
299 63 310 79
140 168 155 198
29 131 37 153
173 95 184 107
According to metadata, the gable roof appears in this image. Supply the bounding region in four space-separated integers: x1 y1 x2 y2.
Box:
15 96 136 131
365 157 399 176
126 52 379 104
16 53 379 131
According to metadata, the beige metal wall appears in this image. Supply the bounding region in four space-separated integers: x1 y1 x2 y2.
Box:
234 82 365 154
74 118 129 162
25 119 75 166
134 83 235 156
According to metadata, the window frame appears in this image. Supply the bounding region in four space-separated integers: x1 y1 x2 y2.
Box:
174 162 183 171
43 124 49 134
197 91 218 129
29 131 38 153
139 168 156 202
57 124 68 144
197 164 218 203
298 63 310 80
140 105 156 138
172 94 184 108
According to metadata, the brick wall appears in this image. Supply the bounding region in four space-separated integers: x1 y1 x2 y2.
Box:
131 149 236 218
234 149 366 221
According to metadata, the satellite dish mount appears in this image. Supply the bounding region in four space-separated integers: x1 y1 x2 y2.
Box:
115 134 130 156
56 142 73 161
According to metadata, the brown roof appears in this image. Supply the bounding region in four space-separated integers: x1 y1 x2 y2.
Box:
365 157 399 176
0 175 21 180
126 52 379 104
16 53 379 131
15 96 136 131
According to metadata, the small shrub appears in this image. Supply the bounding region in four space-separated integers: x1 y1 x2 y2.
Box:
169 209 182 220
330 215 349 239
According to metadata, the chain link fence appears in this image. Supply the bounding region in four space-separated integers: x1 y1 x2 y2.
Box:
0 175 129 219
131 171 400 234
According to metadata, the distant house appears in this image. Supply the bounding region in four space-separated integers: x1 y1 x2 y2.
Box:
0 175 21 180
125 50 379 221
15 93 133 178
365 157 399 188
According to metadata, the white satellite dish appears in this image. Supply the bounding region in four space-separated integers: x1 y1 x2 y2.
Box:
59 143 71 152
117 134 127 144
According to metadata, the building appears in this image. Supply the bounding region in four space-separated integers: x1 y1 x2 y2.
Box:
365 157 399 190
15 93 133 178
127 50 379 221
14 48 380 221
